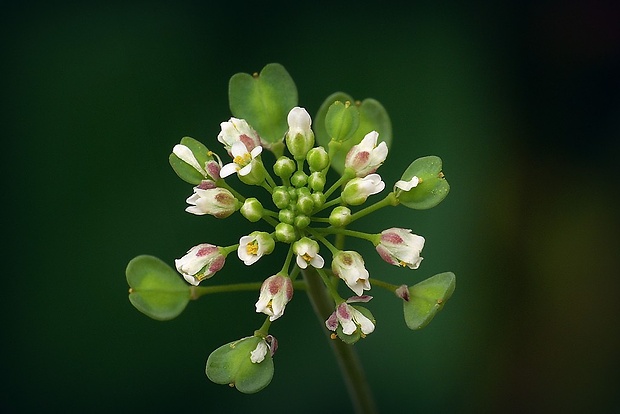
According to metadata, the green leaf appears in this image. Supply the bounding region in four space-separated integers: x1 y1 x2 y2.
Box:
315 92 392 175
397 155 450 210
206 336 274 394
403 272 456 330
228 63 298 144
126 255 190 321
169 136 213 185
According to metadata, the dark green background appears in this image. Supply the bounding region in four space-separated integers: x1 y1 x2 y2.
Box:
3 1 619 412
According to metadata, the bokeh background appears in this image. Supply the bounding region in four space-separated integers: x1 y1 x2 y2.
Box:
3 0 619 412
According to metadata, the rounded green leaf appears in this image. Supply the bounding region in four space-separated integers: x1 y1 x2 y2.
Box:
168 136 214 185
397 156 450 210
315 92 392 175
325 100 360 142
228 63 298 144
206 336 274 394
126 255 190 321
403 272 456 330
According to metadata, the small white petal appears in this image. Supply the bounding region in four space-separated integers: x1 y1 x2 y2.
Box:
250 341 268 363
173 145 205 175
219 163 238 178
395 176 420 191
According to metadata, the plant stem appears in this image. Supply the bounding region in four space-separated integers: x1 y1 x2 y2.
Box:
302 267 378 414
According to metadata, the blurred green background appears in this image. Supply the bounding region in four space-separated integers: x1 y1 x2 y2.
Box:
3 0 619 412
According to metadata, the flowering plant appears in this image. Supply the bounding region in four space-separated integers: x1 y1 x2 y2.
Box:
125 63 455 411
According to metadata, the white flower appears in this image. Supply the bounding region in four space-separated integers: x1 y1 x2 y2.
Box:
293 237 324 269
344 130 388 177
285 107 314 158
175 244 226 285
220 141 263 178
255 274 294 321
376 228 425 269
217 117 261 154
325 301 375 336
394 176 420 192
341 173 385 205
250 340 269 364
331 251 371 296
185 183 239 218
237 231 275 266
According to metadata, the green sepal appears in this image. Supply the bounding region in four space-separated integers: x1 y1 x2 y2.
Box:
403 272 455 330
126 255 190 321
169 136 213 185
335 306 375 344
325 100 360 142
206 336 274 394
228 63 298 145
397 156 450 210
315 92 392 175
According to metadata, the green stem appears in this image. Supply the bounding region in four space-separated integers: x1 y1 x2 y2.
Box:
348 192 399 223
316 228 379 244
369 277 400 292
190 280 307 300
302 267 378 414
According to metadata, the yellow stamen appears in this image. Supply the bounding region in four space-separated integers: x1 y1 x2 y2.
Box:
246 241 259 255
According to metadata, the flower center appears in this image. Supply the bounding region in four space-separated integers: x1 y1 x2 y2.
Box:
233 153 252 167
246 240 259 255
301 253 313 263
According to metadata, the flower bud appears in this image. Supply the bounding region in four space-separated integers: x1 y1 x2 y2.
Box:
272 186 291 209
291 171 308 188
332 251 371 296
375 228 425 269
311 192 326 209
285 107 314 160
255 274 294 321
306 146 329 171
185 184 240 218
341 174 385 205
240 198 264 222
329 206 351 227
217 117 261 155
308 171 326 192
278 208 295 225
175 244 226 285
294 214 310 229
273 156 296 179
344 130 388 177
296 194 314 216
275 223 296 243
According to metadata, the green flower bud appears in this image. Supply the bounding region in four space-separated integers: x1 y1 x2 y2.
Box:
291 171 308 188
275 223 296 243
294 214 310 229
308 171 326 192
273 156 296 179
306 146 329 172
285 107 315 160
272 186 290 209
296 195 314 216
296 187 311 198
329 206 351 227
311 192 326 209
278 208 295 225
240 198 264 222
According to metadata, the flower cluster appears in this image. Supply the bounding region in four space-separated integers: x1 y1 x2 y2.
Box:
127 64 454 396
